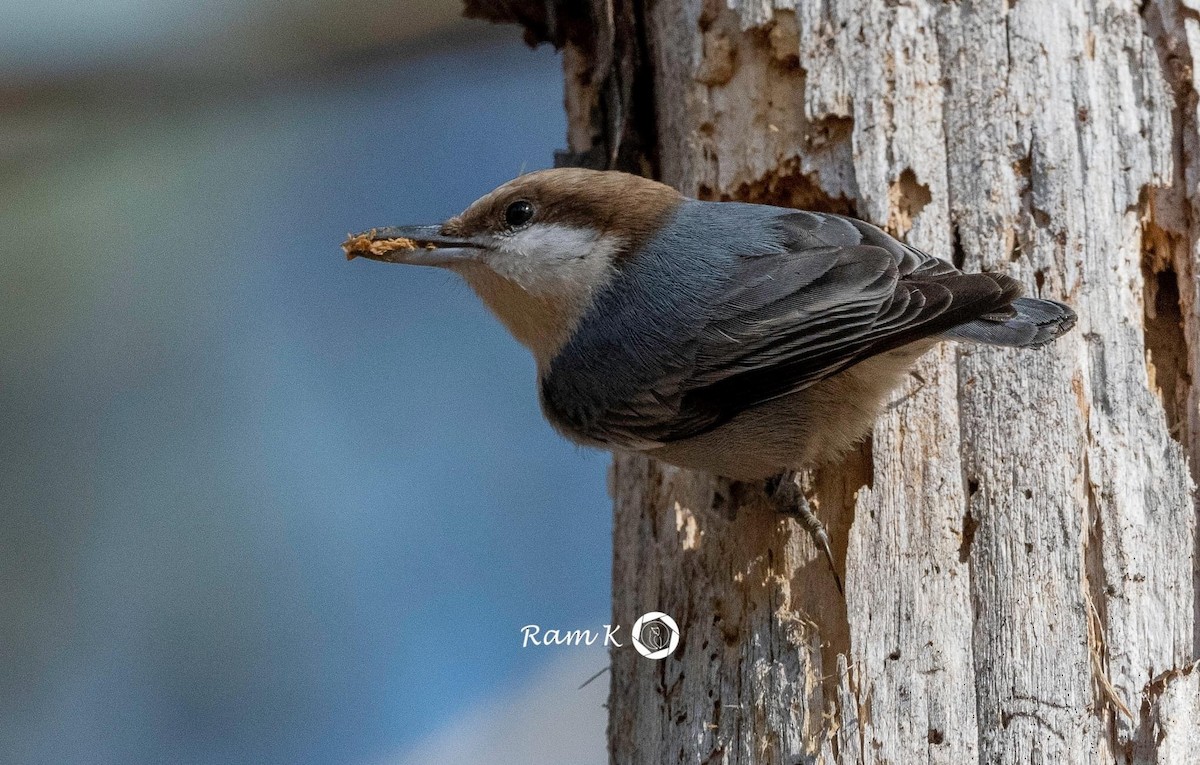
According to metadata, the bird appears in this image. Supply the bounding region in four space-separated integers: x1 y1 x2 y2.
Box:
344 168 1076 588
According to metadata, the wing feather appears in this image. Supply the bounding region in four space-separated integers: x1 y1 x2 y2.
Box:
540 208 1021 447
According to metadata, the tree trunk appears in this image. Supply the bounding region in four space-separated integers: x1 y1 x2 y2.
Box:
470 0 1200 761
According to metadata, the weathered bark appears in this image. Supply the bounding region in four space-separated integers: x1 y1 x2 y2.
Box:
473 0 1200 761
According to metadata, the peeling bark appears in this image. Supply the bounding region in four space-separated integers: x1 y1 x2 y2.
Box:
470 0 1200 761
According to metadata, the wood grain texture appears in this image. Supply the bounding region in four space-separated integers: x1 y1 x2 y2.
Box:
523 0 1200 760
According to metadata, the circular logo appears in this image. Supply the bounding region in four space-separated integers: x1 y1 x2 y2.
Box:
630 611 680 660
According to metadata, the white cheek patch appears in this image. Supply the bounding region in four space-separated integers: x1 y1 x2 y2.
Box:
489 223 624 297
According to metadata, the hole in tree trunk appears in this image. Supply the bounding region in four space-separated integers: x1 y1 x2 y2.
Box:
1141 256 1189 447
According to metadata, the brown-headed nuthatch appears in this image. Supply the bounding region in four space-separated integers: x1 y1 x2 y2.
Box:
345 168 1076 586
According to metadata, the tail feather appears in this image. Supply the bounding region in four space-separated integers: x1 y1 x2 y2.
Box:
947 296 1077 348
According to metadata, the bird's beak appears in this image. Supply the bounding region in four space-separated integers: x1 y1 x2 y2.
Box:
341 225 488 267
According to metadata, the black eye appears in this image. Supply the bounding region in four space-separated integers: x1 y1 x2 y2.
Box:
505 200 534 228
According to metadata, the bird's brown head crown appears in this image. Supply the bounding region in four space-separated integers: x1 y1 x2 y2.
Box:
440 168 684 258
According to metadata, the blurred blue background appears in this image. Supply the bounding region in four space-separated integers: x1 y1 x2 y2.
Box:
0 3 611 763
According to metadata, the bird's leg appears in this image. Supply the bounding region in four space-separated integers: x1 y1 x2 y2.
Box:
766 472 843 594
886 370 928 411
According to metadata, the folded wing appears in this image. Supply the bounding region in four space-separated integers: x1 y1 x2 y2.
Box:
541 209 1021 447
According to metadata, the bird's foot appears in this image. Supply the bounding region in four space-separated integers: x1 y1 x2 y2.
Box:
886 370 928 411
767 472 843 595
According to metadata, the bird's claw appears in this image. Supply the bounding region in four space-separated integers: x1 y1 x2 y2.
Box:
768 473 843 595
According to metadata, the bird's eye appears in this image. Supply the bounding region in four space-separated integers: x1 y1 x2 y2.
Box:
505 200 535 228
